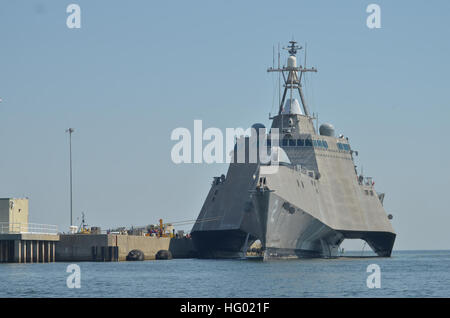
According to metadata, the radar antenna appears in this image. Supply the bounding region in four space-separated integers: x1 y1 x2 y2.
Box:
267 40 317 117
284 40 302 56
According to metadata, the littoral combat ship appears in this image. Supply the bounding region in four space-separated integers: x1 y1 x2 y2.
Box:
191 41 396 259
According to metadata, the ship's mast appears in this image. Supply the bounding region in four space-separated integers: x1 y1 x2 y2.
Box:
267 40 317 117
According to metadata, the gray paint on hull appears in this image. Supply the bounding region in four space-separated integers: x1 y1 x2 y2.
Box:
191 112 396 259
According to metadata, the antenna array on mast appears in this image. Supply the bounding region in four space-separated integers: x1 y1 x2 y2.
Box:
267 40 317 117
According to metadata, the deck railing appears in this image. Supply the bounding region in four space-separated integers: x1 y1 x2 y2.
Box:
0 222 58 235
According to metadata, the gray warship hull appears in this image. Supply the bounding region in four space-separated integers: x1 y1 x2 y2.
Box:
191 40 396 259
191 160 395 260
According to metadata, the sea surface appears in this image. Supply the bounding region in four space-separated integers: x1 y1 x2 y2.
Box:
0 250 449 298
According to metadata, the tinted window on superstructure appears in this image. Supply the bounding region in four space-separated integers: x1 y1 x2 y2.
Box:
297 139 304 146
289 139 296 146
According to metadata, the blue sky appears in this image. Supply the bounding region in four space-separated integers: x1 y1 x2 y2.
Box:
0 0 449 250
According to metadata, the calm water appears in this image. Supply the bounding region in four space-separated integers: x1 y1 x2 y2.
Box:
0 250 449 297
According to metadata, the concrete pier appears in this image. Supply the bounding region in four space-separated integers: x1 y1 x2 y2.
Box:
1 233 196 263
56 234 196 261
0 234 59 263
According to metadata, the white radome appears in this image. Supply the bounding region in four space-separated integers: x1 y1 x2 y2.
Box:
287 56 297 68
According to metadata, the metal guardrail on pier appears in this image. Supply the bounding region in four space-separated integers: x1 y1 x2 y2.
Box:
0 222 58 235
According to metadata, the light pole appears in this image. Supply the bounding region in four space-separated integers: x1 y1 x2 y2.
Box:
66 128 75 227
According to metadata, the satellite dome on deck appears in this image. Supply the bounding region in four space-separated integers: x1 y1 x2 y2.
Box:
251 123 266 135
281 98 303 115
319 123 335 137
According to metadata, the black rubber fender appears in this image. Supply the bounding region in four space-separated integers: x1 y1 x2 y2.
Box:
126 249 145 261
155 250 173 260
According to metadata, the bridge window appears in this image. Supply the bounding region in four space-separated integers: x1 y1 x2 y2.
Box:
337 142 350 151
279 138 331 149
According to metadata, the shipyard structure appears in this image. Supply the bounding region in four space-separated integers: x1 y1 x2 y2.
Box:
0 198 195 263
0 198 59 263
